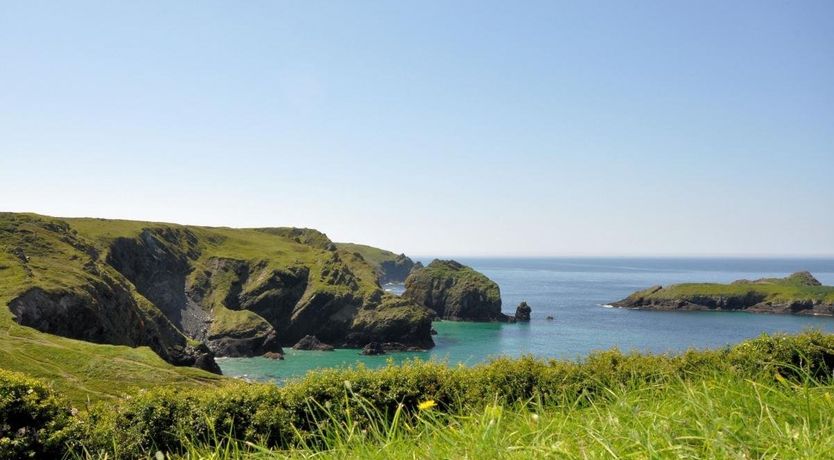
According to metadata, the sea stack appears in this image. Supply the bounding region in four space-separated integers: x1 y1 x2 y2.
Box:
515 301 532 321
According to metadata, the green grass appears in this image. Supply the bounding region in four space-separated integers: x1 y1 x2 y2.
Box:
51 329 834 459
0 213 427 405
170 373 834 459
621 271 834 309
335 242 401 267
640 281 834 304
0 214 224 404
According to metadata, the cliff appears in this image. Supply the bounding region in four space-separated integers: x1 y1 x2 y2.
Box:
611 272 834 316
402 259 507 321
0 213 435 382
335 243 421 284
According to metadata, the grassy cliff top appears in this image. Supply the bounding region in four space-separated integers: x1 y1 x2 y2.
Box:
336 242 402 266
0 213 224 402
627 272 834 304
406 259 501 303
0 213 416 402
416 259 492 284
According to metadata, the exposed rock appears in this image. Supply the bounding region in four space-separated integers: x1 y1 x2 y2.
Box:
1 213 435 373
346 296 434 349
515 301 532 321
263 351 284 360
430 328 438 335
378 342 425 352
333 243 422 284
292 335 335 351
546 315 554 321
402 259 508 321
378 254 420 284
362 342 385 355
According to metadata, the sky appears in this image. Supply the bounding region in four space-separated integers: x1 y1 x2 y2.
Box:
1 1 833 257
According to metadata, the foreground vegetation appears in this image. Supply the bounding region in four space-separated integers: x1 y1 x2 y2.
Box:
4 331 834 458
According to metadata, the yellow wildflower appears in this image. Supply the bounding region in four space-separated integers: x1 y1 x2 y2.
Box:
418 400 437 411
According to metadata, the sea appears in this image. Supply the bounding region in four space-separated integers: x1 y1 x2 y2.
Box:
218 258 834 383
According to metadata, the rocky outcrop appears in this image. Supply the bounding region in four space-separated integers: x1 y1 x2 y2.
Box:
3 218 220 374
378 255 421 284
346 296 434 348
333 243 422 284
402 259 508 322
2 213 436 371
362 342 385 355
514 301 532 321
292 335 335 351
611 272 834 316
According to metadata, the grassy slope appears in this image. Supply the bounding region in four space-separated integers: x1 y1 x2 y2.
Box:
336 242 401 267
0 215 223 404
636 273 834 304
1 214 409 403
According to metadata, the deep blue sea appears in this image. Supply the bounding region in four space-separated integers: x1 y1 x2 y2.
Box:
219 258 834 383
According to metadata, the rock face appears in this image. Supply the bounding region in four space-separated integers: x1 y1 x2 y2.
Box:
1 213 436 374
334 243 422 284
402 259 508 321
292 335 335 351
3 217 219 374
378 255 421 285
514 301 532 321
611 272 834 316
362 342 385 355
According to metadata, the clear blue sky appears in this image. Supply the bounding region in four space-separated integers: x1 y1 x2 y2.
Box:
2 1 832 256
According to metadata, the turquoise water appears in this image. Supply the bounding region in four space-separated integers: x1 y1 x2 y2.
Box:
219 258 834 383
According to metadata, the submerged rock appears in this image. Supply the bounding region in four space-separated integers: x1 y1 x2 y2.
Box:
362 342 385 355
292 335 335 351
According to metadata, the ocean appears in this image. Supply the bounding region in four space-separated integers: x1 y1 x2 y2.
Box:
218 257 834 383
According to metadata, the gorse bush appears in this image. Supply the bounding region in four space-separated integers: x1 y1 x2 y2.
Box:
0 369 72 459
5 330 834 458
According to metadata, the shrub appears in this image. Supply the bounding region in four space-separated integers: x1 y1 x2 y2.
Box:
5 330 834 458
0 369 73 459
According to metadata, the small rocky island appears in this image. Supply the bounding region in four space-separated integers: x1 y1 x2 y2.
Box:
402 259 509 321
514 301 532 321
611 271 834 316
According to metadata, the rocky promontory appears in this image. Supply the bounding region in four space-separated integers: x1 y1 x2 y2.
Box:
0 213 436 377
611 271 834 316
402 259 508 321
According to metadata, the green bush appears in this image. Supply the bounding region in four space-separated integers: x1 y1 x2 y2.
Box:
0 369 72 459
5 330 834 458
